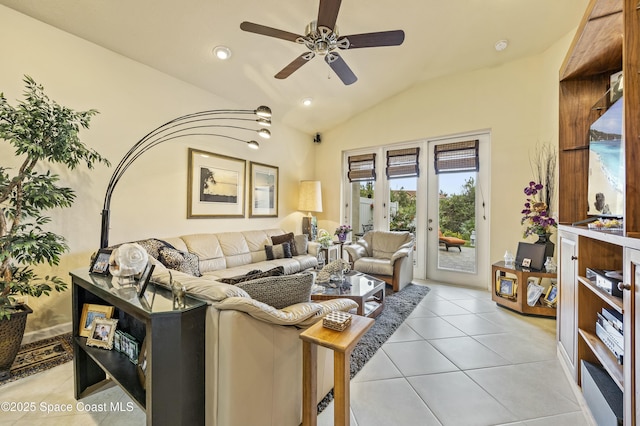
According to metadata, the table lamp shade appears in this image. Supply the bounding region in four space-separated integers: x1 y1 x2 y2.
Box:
299 181 322 240
298 181 323 213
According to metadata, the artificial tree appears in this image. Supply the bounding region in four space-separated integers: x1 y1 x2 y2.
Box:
0 76 109 320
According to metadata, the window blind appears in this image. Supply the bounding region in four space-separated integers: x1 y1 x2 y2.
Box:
434 140 479 174
386 147 420 179
348 153 376 182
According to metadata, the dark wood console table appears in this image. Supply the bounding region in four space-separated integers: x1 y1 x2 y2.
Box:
71 268 207 425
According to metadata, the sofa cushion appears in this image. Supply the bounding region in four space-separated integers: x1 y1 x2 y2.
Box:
218 266 285 284
294 234 309 255
236 273 313 309
353 257 394 276
158 246 202 276
271 232 298 256
265 242 292 260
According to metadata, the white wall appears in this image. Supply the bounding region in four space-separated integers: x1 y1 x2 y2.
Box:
313 30 576 283
0 6 316 332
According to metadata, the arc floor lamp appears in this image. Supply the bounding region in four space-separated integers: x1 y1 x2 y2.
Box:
100 105 272 248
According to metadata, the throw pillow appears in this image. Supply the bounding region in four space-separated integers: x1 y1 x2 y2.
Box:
218 266 285 284
236 273 314 309
294 234 309 255
271 232 298 256
135 238 175 259
265 242 292 260
157 246 201 277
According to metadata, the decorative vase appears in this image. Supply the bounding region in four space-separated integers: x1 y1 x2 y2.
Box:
337 233 347 242
0 304 33 380
536 233 555 259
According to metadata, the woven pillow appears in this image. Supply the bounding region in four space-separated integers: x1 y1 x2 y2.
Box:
157 246 201 277
271 232 298 256
218 266 285 284
236 273 314 309
265 242 292 260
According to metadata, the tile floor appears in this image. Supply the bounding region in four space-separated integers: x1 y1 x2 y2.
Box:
1 279 594 425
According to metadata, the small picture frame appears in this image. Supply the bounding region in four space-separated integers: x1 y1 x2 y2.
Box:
89 248 113 275
542 283 558 307
79 303 115 338
137 263 155 298
86 317 118 350
496 277 518 299
521 258 532 268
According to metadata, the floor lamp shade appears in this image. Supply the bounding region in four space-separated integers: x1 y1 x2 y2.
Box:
299 181 322 240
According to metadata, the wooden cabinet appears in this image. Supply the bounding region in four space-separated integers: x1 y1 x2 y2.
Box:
71 269 207 426
557 0 640 423
558 230 578 378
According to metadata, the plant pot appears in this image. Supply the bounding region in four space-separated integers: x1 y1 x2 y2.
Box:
0 304 33 380
337 233 347 242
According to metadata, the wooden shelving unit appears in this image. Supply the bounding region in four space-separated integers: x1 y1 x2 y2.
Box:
491 262 557 317
556 0 640 423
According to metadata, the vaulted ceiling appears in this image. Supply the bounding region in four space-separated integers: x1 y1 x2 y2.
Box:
0 0 588 134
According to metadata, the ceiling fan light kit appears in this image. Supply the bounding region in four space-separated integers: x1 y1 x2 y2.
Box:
240 0 404 85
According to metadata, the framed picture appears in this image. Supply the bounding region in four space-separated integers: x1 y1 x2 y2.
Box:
249 162 278 217
187 148 246 218
86 317 118 350
137 263 155 298
79 303 115 337
542 283 558 307
89 248 113 275
496 277 517 299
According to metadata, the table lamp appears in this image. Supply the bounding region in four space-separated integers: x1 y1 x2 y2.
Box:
298 180 322 241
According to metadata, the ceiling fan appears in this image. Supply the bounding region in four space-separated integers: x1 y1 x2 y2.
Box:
240 0 405 85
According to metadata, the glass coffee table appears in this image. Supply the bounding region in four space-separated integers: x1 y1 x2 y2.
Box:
311 271 385 318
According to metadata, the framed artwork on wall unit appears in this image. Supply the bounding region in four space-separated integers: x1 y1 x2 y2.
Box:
187 148 246 218
249 161 278 217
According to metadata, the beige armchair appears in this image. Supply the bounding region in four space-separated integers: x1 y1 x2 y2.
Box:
343 230 414 292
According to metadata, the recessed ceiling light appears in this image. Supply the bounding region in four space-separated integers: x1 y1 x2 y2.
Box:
302 98 313 106
213 46 232 60
494 40 508 52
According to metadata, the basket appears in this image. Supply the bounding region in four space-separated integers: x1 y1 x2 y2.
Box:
323 311 352 332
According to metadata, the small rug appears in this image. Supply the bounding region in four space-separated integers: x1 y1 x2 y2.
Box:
0 333 73 385
317 283 430 412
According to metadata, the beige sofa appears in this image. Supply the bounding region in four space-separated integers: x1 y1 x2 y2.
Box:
344 230 415 291
136 229 356 426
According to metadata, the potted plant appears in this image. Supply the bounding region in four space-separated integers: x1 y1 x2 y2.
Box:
0 76 109 379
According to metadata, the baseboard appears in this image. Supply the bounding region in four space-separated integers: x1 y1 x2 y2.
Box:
22 322 72 345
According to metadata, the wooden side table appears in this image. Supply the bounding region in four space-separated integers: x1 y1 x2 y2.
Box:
491 261 557 317
300 315 374 426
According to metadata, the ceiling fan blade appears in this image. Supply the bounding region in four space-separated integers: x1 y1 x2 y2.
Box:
317 0 342 29
240 21 303 43
325 52 357 85
275 53 315 79
340 30 405 49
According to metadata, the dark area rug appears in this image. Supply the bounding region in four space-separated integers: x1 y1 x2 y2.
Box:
0 333 73 385
317 283 430 413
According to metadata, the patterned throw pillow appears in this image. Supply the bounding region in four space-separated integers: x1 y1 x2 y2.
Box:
271 232 298 256
236 273 314 309
265 242 292 260
158 246 201 277
135 238 175 259
218 266 285 284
